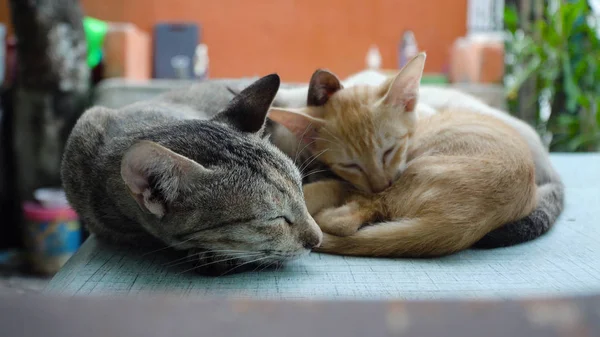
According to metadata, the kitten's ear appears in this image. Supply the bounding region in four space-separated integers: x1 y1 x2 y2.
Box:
268 108 326 145
382 52 426 112
121 141 212 218
214 73 280 134
307 69 343 106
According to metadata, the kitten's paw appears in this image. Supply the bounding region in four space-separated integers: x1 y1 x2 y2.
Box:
314 203 365 237
303 180 347 215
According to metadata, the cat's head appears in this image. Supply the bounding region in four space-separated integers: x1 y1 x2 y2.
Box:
269 53 426 193
120 74 322 274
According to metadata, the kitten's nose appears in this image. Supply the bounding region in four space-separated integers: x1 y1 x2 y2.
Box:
371 179 393 193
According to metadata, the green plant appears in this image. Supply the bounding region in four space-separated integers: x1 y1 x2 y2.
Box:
504 0 600 152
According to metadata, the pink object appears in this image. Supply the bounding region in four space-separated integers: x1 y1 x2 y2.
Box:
23 202 79 223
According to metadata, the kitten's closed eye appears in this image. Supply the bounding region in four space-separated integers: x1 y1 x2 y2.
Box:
339 163 364 173
382 146 395 164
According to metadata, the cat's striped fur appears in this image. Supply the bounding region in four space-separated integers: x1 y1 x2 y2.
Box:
61 74 322 275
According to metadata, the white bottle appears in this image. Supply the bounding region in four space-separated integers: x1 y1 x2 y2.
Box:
193 43 209 80
366 45 382 70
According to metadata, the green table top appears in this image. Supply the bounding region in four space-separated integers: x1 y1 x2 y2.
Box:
46 154 600 300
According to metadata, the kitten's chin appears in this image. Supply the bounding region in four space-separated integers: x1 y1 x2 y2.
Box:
393 163 408 181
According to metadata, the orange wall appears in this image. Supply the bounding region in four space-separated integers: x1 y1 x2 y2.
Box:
0 0 467 82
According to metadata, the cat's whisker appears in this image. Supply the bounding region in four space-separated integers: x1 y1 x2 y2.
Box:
168 252 263 269
251 260 268 273
163 250 260 268
163 253 201 267
141 239 200 257
177 253 265 275
259 261 277 273
218 256 272 277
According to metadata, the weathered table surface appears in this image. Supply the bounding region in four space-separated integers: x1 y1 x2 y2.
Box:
2 293 600 337
46 154 600 300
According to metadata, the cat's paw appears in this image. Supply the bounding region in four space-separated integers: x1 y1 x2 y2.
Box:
314 203 365 237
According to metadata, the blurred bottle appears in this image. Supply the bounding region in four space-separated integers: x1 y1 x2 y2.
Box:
365 45 382 70
171 55 191 79
193 43 209 80
398 30 419 68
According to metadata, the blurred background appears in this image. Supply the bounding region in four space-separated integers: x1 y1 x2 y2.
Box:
0 0 598 291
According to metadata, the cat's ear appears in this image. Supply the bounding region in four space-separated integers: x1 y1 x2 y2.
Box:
307 69 343 106
121 141 212 218
268 108 326 145
214 73 280 134
382 52 426 112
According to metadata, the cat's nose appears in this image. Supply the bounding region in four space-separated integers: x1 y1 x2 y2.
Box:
303 234 322 249
302 228 323 250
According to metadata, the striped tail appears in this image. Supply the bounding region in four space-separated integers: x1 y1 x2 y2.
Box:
473 181 564 248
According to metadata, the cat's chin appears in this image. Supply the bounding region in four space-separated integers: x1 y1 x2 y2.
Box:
180 249 295 277
191 258 282 277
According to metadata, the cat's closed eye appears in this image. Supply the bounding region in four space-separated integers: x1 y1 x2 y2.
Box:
272 216 293 226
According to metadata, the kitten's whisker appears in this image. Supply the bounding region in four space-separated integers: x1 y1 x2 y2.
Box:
322 127 344 146
294 123 314 165
299 149 328 174
313 137 343 148
302 169 330 179
298 148 326 173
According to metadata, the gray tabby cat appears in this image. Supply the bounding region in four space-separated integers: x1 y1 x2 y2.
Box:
61 74 322 275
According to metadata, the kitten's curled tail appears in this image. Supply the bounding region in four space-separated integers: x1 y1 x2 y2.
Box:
472 180 564 248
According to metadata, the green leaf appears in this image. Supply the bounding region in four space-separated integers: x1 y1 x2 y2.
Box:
596 98 600 127
505 56 542 95
561 56 581 113
504 5 519 33
565 132 600 152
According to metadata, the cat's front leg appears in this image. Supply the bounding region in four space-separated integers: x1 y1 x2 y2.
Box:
314 198 378 237
303 179 348 215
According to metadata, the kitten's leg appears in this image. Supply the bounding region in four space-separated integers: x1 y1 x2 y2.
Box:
315 197 379 237
303 180 348 215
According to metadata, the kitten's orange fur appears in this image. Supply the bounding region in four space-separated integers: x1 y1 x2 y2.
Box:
269 53 537 257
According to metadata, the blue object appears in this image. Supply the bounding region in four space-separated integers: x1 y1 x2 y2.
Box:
153 23 200 79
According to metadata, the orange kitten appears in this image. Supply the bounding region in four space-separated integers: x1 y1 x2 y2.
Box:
268 53 538 257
